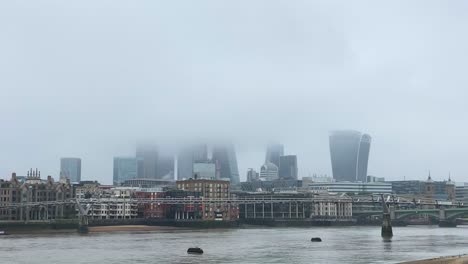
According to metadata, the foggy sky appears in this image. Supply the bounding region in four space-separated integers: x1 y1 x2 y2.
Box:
1 1 468 184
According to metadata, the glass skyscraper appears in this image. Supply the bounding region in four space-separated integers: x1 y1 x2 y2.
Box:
113 157 138 186
136 144 158 179
60 157 81 183
212 143 240 184
157 154 175 180
329 130 371 182
177 144 208 180
265 143 284 168
278 155 298 180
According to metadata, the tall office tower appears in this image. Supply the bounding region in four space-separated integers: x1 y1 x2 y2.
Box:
60 157 82 182
278 155 298 180
265 143 284 168
113 157 138 186
177 144 208 180
329 130 372 182
212 144 240 184
157 154 175 180
136 144 158 179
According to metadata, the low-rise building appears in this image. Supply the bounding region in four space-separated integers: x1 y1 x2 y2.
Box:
304 182 392 194
0 170 74 221
176 178 238 221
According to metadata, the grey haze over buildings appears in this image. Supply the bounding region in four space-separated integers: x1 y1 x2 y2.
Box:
1 1 468 184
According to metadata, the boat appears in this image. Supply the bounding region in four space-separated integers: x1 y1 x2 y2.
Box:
187 247 204 254
0 230 9 235
311 237 322 242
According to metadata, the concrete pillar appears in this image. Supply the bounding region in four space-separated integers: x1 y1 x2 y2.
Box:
296 203 299 218
262 203 265 219
253 203 256 219
382 213 393 238
245 204 248 218
289 203 292 218
271 203 273 218
439 209 446 221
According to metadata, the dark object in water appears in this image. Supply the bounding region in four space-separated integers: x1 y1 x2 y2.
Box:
311 237 322 242
187 247 204 254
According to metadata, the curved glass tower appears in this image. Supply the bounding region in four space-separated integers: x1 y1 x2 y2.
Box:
329 130 371 182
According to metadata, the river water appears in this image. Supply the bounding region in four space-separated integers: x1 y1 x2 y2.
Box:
1 226 468 264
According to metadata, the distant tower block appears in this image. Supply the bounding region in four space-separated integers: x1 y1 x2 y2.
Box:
329 130 371 182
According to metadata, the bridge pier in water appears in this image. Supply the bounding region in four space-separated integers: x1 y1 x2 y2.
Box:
438 209 457 227
75 201 91 233
380 195 393 239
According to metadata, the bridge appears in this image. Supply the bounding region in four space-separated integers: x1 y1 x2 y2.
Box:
353 207 468 222
2 196 468 231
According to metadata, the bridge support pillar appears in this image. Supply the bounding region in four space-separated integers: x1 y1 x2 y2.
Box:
382 213 393 238
438 209 456 227
438 220 457 227
78 214 89 234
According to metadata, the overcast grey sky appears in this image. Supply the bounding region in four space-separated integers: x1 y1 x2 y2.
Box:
1 1 467 184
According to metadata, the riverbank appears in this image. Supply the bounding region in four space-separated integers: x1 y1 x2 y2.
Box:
400 255 468 264
89 225 183 232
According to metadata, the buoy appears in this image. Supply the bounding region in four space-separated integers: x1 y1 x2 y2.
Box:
187 247 204 254
311 237 322 242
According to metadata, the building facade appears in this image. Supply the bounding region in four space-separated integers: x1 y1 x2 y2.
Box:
156 154 174 180
212 144 240 184
177 144 208 180
0 171 74 221
113 157 138 186
136 144 158 179
278 155 298 180
260 162 279 181
246 168 260 182
305 182 392 194
60 157 81 182
329 130 371 182
265 143 284 168
390 176 456 201
193 161 216 179
176 179 238 220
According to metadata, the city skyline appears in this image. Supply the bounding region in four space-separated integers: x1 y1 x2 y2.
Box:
1 135 461 185
2 1 468 184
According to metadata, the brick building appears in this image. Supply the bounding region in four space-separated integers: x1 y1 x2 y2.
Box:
176 178 238 221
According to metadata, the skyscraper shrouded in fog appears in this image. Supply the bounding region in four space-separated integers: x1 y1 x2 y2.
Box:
278 155 298 180
136 144 158 179
60 157 81 182
157 154 175 180
177 144 208 180
212 143 240 184
265 143 284 168
329 130 371 182
113 157 138 186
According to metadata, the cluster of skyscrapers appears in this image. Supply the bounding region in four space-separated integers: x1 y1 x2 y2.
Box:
113 143 240 186
58 130 372 185
247 143 298 182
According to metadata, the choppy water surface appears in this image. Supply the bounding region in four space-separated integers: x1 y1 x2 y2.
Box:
2 226 468 264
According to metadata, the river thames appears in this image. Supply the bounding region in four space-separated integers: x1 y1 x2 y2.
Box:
1 226 468 263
